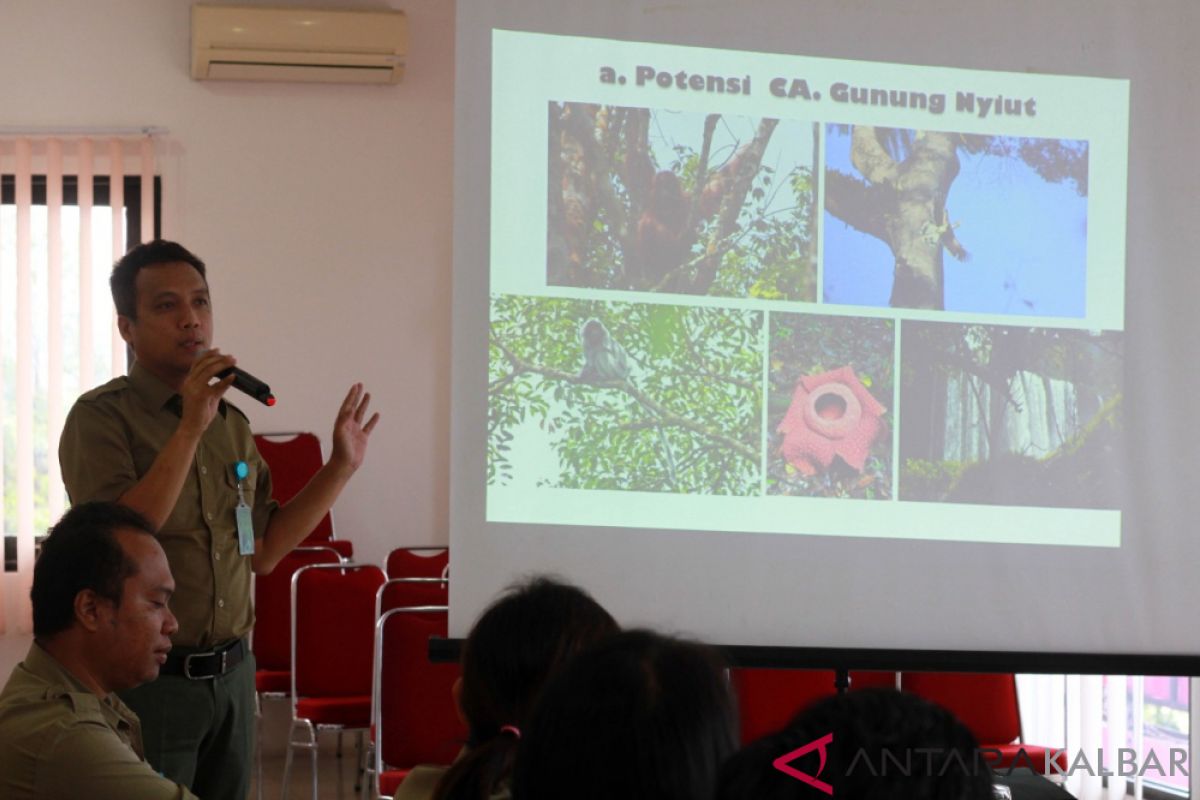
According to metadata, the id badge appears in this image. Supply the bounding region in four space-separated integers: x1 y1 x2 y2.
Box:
234 460 255 555
236 503 255 555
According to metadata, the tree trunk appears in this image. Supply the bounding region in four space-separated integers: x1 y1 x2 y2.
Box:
827 127 962 310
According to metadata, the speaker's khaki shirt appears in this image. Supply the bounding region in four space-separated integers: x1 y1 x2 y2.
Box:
0 643 197 799
59 362 278 648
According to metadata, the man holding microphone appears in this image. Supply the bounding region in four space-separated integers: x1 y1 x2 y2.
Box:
59 240 379 799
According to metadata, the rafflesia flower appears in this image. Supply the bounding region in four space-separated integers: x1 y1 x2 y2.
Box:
777 365 887 477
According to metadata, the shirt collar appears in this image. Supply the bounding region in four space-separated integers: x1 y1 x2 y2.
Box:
24 641 92 694
128 361 226 419
25 642 139 730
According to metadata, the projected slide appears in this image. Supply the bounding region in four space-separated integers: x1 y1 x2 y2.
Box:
824 126 1089 315
899 322 1123 510
767 313 894 499
547 104 818 301
488 296 762 495
488 29 1127 547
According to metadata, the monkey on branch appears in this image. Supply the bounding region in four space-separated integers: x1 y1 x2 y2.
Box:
625 136 758 293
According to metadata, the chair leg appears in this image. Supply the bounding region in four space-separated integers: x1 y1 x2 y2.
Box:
354 729 365 792
282 718 316 800
281 720 296 800
309 725 319 800
255 693 264 800
336 729 344 758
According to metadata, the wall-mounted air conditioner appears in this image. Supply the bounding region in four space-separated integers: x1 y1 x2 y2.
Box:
191 5 407 85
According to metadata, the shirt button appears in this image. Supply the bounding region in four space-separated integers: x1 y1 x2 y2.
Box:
201 466 208 475
218 599 225 608
214 552 221 561
207 512 213 521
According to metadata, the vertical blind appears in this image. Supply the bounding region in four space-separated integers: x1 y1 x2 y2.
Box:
0 133 157 635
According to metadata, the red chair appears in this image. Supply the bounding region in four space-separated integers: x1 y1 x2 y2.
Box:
254 432 354 558
252 546 341 800
373 607 465 799
282 563 386 800
901 672 1067 773
376 578 449 618
732 668 896 745
385 547 449 580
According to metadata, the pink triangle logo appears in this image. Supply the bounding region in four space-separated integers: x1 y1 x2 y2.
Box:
772 732 835 795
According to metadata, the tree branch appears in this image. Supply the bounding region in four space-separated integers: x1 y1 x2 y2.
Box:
824 169 891 241
690 117 779 294
617 418 757 464
489 331 757 463
850 125 900 185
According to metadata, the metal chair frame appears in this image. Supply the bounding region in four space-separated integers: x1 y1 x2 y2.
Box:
281 562 384 800
384 546 449 581
372 605 450 800
253 545 343 800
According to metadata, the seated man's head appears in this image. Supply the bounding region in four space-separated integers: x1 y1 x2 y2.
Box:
717 688 994 800
32 502 178 694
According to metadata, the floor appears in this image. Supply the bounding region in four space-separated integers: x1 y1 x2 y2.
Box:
253 699 373 800
253 738 371 800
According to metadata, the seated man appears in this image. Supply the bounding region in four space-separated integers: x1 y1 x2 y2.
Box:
0 502 196 799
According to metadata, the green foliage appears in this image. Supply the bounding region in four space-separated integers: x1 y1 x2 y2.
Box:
3 360 57 542
899 458 965 500
489 295 762 495
709 163 817 301
549 105 817 300
766 313 895 499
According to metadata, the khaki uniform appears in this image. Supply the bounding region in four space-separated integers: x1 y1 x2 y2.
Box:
58 361 279 799
59 361 278 648
0 643 197 800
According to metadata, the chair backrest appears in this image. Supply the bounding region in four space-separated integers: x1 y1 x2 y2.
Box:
732 668 897 745
254 432 334 541
376 578 449 620
900 672 1022 745
252 546 342 671
292 563 387 700
385 547 449 580
373 607 465 771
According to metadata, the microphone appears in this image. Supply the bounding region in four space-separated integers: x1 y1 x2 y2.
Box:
216 366 276 407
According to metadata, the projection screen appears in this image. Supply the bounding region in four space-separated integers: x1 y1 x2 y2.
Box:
450 0 1200 664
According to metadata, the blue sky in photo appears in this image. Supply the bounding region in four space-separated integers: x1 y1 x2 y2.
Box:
822 126 1089 317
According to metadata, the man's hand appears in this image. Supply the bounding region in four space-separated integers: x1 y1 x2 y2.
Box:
178 349 237 437
329 383 380 473
255 383 380 574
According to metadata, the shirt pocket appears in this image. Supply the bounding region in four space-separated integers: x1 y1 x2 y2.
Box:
225 460 258 507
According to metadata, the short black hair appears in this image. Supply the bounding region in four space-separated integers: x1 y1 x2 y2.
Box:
514 629 738 800
435 576 618 800
110 239 207 319
716 688 995 800
31 502 157 638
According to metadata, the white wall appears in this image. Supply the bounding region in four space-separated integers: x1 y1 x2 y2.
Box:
2 0 455 555
0 0 454 669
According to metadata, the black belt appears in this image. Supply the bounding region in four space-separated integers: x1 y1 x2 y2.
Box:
161 638 247 680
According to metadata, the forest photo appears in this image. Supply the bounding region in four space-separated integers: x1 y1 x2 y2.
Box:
824 125 1089 315
899 322 1122 509
489 295 762 495
547 102 818 301
767 312 894 499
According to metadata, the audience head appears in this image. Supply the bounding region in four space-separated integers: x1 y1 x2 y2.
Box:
31 502 178 693
433 576 618 800
716 688 994 800
110 239 207 320
514 629 738 800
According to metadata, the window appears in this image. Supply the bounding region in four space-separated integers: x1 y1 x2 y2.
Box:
0 134 160 634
